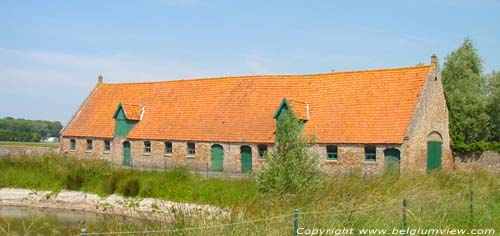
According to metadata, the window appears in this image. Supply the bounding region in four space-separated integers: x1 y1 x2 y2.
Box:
104 140 111 152
365 146 376 161
164 142 172 155
70 139 76 150
144 141 151 154
187 142 195 156
326 145 338 160
86 139 93 151
258 145 268 158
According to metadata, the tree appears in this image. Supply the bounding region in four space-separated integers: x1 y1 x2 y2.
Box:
442 38 491 147
256 110 322 194
486 71 500 141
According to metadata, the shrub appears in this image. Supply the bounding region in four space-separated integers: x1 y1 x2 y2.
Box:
65 172 84 190
256 109 323 194
121 178 140 197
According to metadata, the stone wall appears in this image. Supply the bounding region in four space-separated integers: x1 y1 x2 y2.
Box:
402 64 453 173
453 151 500 173
0 145 58 157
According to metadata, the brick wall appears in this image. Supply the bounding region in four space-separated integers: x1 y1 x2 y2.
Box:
402 64 453 173
62 137 409 174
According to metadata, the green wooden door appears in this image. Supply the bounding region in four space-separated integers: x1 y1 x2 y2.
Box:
384 149 400 174
211 144 224 172
123 141 131 166
241 146 252 173
427 141 442 172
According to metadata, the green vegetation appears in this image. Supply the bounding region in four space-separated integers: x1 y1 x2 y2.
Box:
1 154 499 235
257 110 322 194
442 38 500 153
0 117 62 142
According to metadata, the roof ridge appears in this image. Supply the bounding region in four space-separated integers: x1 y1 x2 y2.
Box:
101 64 432 86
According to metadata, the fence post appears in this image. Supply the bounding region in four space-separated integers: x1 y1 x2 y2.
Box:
206 163 209 178
402 197 407 235
470 189 474 226
293 209 299 236
80 224 87 236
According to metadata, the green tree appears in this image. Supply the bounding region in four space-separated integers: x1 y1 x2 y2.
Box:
486 71 500 141
256 110 322 194
442 38 491 147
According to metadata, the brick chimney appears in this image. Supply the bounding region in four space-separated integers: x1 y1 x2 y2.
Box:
431 54 438 65
98 74 103 84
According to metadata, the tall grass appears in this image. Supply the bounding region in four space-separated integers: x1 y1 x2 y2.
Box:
0 154 499 235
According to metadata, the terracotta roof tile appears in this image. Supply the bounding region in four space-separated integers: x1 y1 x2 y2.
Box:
121 103 143 121
62 65 431 144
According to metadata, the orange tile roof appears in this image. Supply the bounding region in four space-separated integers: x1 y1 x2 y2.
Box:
62 65 432 144
288 100 310 120
120 103 143 121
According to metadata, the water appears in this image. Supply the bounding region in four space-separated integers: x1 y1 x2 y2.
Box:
0 206 161 235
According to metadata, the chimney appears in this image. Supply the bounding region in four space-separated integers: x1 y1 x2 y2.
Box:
431 54 438 65
98 74 103 84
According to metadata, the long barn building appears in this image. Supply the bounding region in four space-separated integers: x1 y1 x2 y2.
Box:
60 55 452 174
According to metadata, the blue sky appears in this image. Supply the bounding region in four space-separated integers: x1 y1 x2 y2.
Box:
1 0 499 124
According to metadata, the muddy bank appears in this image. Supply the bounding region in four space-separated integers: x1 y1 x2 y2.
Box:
0 188 230 222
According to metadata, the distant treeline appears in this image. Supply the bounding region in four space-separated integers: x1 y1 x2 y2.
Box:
0 117 62 142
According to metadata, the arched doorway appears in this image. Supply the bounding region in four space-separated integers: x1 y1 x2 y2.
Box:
427 132 443 172
240 146 252 173
211 144 224 172
123 141 131 166
384 148 400 174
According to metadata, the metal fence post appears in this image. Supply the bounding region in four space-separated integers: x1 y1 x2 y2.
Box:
80 223 87 236
293 209 299 236
470 189 474 226
402 197 407 235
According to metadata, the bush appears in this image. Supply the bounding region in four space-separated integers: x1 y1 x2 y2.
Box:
65 172 84 190
256 109 323 194
121 178 140 197
453 141 500 153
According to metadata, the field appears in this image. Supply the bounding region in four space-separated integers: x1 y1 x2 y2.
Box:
0 141 59 148
0 154 499 235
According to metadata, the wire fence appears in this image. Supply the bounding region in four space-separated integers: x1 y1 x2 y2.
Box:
77 188 500 236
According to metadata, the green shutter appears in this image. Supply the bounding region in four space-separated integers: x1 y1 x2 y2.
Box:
123 142 131 166
427 141 442 172
241 146 252 173
211 145 224 171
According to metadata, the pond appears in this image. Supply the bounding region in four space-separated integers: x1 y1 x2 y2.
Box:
0 206 163 235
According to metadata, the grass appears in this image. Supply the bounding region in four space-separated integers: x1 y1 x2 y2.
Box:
0 141 59 148
0 154 499 235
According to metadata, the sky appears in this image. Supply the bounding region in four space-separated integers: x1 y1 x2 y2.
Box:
1 0 499 124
